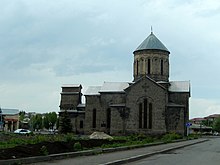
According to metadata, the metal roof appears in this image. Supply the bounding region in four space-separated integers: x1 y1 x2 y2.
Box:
167 102 185 107
85 82 130 95
190 123 212 129
77 104 86 108
60 110 85 113
109 103 126 107
135 32 170 53
84 86 101 95
99 82 129 93
169 81 190 92
1 108 19 115
62 84 81 88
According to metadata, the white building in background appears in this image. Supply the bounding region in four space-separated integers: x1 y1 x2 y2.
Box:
1 108 19 132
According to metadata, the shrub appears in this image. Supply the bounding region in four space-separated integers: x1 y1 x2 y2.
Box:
161 133 182 143
40 145 49 156
143 137 154 143
73 142 82 151
64 133 75 142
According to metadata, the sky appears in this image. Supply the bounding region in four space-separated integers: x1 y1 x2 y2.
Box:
1 0 220 119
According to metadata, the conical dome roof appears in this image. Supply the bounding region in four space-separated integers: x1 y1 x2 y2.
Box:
134 32 170 53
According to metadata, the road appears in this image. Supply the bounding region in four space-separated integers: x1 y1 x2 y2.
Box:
30 138 208 165
127 137 220 165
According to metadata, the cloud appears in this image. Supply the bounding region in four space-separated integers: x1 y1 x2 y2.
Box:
190 98 220 118
0 0 220 116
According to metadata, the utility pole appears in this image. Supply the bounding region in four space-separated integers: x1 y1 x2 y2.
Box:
0 107 3 131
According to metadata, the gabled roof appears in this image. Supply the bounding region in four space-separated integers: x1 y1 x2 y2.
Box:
190 118 206 121
84 86 101 96
1 108 19 115
134 32 170 53
99 82 130 93
77 104 86 108
125 75 166 91
85 82 130 96
205 114 220 119
167 102 185 107
169 81 190 93
62 84 82 88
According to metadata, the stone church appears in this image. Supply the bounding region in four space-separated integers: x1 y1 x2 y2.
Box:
59 31 190 136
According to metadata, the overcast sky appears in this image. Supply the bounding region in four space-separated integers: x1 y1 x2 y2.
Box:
1 0 220 118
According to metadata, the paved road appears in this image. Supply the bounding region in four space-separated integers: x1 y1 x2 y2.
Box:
127 137 220 165
30 138 207 165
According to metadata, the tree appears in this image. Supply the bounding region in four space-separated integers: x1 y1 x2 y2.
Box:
43 112 57 130
30 114 43 131
59 110 72 134
19 111 26 121
49 112 57 129
43 114 50 129
213 117 220 132
201 119 213 127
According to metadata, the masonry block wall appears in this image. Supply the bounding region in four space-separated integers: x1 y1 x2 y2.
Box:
125 77 167 135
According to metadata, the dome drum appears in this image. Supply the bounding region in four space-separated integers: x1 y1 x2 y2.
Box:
133 32 170 82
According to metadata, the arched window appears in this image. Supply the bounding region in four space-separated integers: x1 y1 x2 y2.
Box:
92 109 96 128
140 58 144 74
139 103 142 128
144 99 148 128
149 103 152 129
161 59 164 75
107 108 111 129
148 59 151 74
80 120 83 129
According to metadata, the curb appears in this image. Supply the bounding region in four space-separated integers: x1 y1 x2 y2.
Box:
0 139 208 165
101 139 208 165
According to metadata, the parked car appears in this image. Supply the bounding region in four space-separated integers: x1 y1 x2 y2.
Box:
213 132 219 136
14 129 32 135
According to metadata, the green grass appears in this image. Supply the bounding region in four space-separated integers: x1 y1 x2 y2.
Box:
0 132 186 150
0 133 77 149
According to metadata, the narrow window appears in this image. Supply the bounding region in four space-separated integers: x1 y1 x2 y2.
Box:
144 99 148 128
140 58 144 74
161 59 164 75
139 103 142 128
80 120 83 129
136 60 139 75
149 103 152 129
92 109 96 128
107 108 111 129
148 59 151 74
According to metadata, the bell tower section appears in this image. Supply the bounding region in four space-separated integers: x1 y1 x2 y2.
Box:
133 32 170 82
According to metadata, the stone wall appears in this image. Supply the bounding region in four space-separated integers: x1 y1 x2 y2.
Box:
68 112 85 134
60 86 82 110
84 95 102 134
84 93 126 135
133 50 169 82
168 92 190 135
110 107 125 135
166 106 185 135
125 76 167 135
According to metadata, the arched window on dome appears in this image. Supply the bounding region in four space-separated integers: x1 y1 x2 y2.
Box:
148 59 151 74
161 59 164 75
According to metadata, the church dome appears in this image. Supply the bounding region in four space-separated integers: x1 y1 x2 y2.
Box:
134 32 170 53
